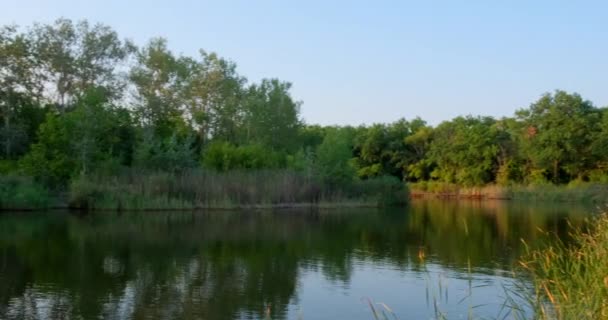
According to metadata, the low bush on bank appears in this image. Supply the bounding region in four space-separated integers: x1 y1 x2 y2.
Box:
520 213 608 319
409 181 460 194
0 175 51 210
68 169 408 210
409 181 608 202
507 183 608 202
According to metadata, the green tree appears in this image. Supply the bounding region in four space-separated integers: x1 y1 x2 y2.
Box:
30 19 134 108
242 79 302 151
20 112 73 186
133 130 197 172
353 118 430 181
201 141 283 171
427 116 499 186
403 118 434 181
21 89 136 185
185 51 246 143
130 38 189 139
515 91 600 183
298 125 326 150
353 124 389 178
0 26 45 158
315 128 356 186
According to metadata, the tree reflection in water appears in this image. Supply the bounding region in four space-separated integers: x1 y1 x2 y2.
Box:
0 200 593 319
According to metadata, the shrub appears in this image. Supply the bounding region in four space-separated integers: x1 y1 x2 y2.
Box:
354 175 408 206
0 175 51 210
0 160 18 174
134 132 197 172
202 142 284 171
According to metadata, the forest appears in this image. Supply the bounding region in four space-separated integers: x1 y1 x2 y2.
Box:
2 19 608 209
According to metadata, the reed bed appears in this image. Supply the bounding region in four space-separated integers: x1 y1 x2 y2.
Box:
68 169 407 210
409 181 608 202
0 175 51 210
520 213 608 319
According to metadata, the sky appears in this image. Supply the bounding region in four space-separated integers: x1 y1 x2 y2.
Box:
2 0 607 126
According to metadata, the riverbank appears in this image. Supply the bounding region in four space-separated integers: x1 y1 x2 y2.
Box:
409 181 608 203
520 213 608 319
6 174 608 212
0 171 408 211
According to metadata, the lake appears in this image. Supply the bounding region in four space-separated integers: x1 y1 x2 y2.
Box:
0 200 595 320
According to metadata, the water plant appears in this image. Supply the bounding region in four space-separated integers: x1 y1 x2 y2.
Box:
519 213 608 319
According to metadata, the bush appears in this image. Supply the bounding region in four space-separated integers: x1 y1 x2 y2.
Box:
202 142 285 171
286 148 315 173
586 169 608 183
0 160 18 174
496 160 523 186
353 176 408 206
0 176 51 210
134 132 197 172
315 129 356 187
409 181 460 193
525 169 551 186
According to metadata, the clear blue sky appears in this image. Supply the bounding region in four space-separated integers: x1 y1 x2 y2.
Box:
2 0 607 125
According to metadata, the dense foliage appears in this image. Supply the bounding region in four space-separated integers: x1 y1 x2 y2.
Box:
2 19 608 202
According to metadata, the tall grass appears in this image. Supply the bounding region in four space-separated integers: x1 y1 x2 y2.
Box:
68 169 408 210
507 183 608 203
520 213 608 319
0 175 51 210
409 181 608 202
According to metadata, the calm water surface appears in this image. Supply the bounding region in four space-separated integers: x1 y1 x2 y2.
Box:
0 200 595 319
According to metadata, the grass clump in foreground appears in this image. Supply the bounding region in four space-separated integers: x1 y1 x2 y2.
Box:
520 213 608 319
0 175 51 210
68 169 408 210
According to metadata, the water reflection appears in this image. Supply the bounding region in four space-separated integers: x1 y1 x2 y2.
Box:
0 200 594 319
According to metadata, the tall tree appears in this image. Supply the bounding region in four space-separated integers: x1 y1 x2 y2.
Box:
315 128 356 187
184 51 245 143
427 116 499 186
21 88 135 185
30 19 134 108
403 118 434 181
129 38 189 138
353 118 431 180
516 91 599 183
0 26 43 158
242 79 301 151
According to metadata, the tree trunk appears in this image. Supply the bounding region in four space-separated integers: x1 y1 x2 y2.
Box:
3 112 10 158
553 160 559 184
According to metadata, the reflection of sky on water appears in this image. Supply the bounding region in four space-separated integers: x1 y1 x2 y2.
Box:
289 261 529 320
3 262 527 319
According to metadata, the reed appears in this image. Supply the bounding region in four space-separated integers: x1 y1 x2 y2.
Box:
68 169 408 210
0 175 51 210
520 213 608 319
409 182 608 202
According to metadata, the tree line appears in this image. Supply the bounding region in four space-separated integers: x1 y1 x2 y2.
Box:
1 19 608 191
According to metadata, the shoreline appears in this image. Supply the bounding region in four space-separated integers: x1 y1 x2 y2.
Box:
409 191 512 200
4 186 608 212
409 182 608 203
0 201 384 212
